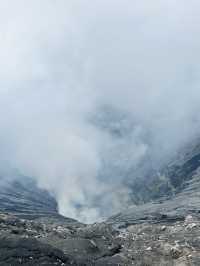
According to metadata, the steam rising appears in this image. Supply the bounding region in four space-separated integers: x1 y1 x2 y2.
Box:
0 0 200 222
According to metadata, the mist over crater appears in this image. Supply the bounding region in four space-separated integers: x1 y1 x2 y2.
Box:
1 0 200 222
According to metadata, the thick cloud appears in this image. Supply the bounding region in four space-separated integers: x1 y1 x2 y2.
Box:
0 0 200 222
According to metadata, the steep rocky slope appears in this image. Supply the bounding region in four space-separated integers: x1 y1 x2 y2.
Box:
0 176 58 219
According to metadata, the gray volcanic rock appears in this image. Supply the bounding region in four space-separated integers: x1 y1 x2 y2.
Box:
0 176 58 219
125 138 200 205
1 212 200 265
108 171 200 227
0 213 122 265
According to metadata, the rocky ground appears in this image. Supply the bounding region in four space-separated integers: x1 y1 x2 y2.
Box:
0 212 200 265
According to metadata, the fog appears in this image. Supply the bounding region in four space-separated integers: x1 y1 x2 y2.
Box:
0 0 200 222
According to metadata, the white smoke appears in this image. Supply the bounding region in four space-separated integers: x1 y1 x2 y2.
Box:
0 0 200 222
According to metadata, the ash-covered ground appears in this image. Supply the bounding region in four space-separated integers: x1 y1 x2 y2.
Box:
0 211 200 265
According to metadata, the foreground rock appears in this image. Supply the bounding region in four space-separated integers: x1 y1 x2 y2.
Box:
0 212 200 265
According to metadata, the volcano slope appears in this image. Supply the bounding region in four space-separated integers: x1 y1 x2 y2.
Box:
1 142 200 265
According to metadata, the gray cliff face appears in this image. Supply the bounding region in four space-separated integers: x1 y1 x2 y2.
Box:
0 176 58 219
0 139 200 265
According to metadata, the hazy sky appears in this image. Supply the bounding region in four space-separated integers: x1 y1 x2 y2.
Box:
0 0 200 222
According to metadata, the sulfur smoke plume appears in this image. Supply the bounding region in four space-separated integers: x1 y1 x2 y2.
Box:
0 0 200 222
